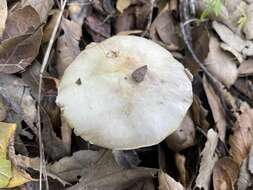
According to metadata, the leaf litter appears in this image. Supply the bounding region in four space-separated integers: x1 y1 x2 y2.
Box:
0 0 253 189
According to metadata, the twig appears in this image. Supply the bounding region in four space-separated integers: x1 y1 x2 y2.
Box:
37 0 68 190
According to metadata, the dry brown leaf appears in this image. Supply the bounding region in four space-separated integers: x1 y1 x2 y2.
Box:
175 153 188 187
150 10 180 50
191 95 209 131
84 14 111 42
47 150 101 182
115 7 135 33
158 171 184 190
112 150 140 169
204 36 238 87
0 6 42 73
249 144 253 174
42 10 60 43
234 78 253 104
56 17 82 77
166 113 195 152
68 0 92 25
0 0 7 38
0 74 36 131
229 104 253 165
238 59 253 76
66 151 157 190
21 0 54 22
212 157 239 190
203 76 226 141
237 158 252 190
194 129 219 190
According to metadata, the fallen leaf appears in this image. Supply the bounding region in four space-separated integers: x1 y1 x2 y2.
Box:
0 0 7 38
66 150 157 190
203 76 226 141
47 150 101 182
243 4 253 40
175 153 188 186
21 0 54 22
0 122 15 188
68 0 92 25
112 150 140 169
115 7 135 33
229 104 253 165
212 157 239 190
56 17 82 77
0 122 31 188
158 171 184 190
204 36 238 87
194 129 219 190
42 10 60 43
166 113 196 152
191 95 209 131
233 78 253 103
0 6 42 73
0 95 7 121
116 0 132 13
150 10 180 50
249 144 253 174
238 59 253 76
236 158 252 190
84 14 111 42
220 43 244 64
0 74 36 132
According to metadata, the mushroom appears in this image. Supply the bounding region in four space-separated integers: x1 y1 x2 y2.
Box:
56 35 193 150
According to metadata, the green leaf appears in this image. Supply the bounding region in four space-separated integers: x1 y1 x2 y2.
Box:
0 159 12 188
200 9 211 20
214 0 222 16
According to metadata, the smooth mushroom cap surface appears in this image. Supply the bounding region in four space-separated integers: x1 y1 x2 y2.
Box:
56 35 193 150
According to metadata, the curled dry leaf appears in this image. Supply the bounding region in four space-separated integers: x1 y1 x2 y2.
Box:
150 10 180 50
220 43 244 64
194 129 219 190
115 7 135 33
212 157 239 190
166 113 196 152
237 158 252 190
56 17 82 77
204 36 238 87
0 6 42 73
0 0 7 38
229 104 253 165
203 76 226 141
21 0 54 22
158 171 184 190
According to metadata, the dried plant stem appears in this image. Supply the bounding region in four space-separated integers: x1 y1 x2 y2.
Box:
37 0 67 190
142 0 155 37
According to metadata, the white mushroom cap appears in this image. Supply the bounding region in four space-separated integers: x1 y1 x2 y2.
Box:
56 35 193 150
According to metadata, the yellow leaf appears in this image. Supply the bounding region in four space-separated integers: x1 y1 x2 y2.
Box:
116 0 132 13
7 167 32 188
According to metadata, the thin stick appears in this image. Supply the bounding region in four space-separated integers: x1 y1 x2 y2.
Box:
37 0 67 190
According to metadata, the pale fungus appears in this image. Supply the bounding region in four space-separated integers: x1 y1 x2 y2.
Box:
56 35 193 150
